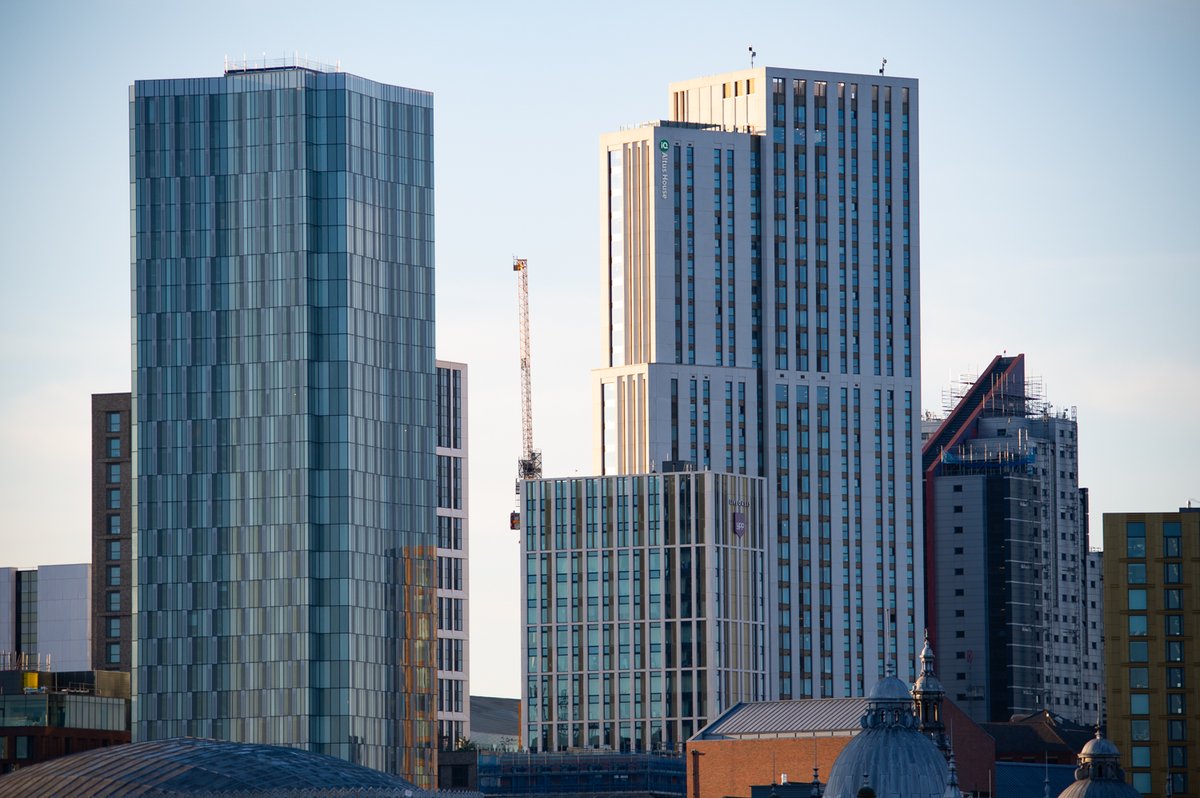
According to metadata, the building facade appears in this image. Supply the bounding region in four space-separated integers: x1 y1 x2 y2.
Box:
0 565 92 672
130 61 437 783
1103 509 1199 798
435 360 469 749
923 354 1102 724
91 392 132 672
521 470 766 751
594 67 923 699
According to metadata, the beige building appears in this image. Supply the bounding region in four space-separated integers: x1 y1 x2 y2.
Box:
1103 509 1199 797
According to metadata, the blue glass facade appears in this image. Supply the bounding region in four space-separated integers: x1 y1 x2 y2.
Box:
130 66 436 784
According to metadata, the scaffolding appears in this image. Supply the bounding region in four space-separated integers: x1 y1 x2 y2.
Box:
477 750 685 795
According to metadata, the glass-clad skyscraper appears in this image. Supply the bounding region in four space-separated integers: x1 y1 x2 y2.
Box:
130 62 436 783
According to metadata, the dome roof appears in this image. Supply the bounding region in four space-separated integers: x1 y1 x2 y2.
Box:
824 725 949 798
1055 731 1141 798
868 674 913 703
1057 781 1143 798
1080 736 1120 758
0 737 425 797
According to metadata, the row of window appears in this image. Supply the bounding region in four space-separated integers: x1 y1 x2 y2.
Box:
1126 519 1183 557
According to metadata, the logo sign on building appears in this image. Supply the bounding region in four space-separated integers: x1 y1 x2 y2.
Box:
659 138 669 199
733 512 746 537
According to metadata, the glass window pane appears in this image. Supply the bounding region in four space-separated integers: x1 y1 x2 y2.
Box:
1128 616 1148 636
1129 668 1149 689
1129 641 1148 662
1131 746 1151 767
1127 563 1146 584
107 438 121 458
1128 589 1147 610
1130 694 1150 715
1131 719 1151 741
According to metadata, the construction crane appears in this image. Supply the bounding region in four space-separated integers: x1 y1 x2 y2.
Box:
511 258 542 528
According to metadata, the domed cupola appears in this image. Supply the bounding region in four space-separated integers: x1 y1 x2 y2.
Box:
1056 729 1142 798
912 631 949 753
824 664 949 797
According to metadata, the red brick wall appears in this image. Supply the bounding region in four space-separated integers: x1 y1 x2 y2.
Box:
687 736 852 798
945 700 996 795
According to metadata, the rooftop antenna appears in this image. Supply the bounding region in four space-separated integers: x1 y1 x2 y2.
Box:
879 58 887 76
749 46 757 68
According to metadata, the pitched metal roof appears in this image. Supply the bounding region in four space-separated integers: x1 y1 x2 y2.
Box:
692 698 868 740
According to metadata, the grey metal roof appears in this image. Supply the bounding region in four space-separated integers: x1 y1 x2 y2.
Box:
0 737 434 797
692 698 869 739
470 695 520 737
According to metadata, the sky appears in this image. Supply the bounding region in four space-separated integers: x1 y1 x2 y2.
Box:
0 1 1196 699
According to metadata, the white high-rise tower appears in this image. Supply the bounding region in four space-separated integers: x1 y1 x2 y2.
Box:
594 67 922 699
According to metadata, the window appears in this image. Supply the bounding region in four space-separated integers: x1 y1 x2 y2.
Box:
1131 719 1150 741
107 592 120 612
1129 668 1149 689
1163 520 1182 557
107 489 120 509
1129 641 1148 662
107 437 121 458
953 505 963 513
1167 640 1184 662
1128 589 1147 610
1169 774 1187 794
1132 773 1152 794
1168 668 1185 689
107 565 120 586
1166 614 1183 636
1168 693 1186 715
1168 746 1187 767
1127 563 1146 584
1168 719 1187 740
1165 589 1182 609
107 617 121 638
1164 562 1182 583
1130 694 1150 715
15 736 30 759
1126 520 1146 556
107 412 120 432
1128 615 1147 636
1131 746 1151 767
107 463 121 483
107 643 121 664
108 515 120 535
107 540 121 561
952 484 963 493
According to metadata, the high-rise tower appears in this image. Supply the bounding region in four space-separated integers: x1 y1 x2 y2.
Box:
594 67 922 698
130 60 437 783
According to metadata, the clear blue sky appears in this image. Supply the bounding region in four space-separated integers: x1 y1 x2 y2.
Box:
1 0 1196 698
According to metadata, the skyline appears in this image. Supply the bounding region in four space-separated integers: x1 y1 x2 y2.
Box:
1 1 1197 700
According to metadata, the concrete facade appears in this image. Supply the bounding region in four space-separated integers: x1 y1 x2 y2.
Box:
595 67 923 700
520 470 766 751
435 360 470 750
91 392 131 671
924 355 1102 725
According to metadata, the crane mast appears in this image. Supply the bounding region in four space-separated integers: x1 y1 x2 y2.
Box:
513 257 542 490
